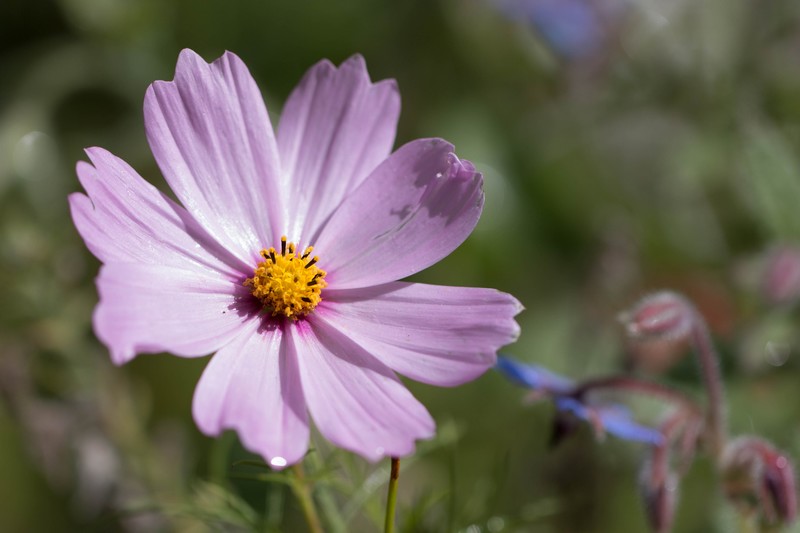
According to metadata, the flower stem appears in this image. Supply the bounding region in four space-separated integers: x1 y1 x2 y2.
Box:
384 457 400 533
291 463 324 533
305 450 347 533
688 316 727 458
573 375 701 415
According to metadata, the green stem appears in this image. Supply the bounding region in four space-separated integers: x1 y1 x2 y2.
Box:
384 457 400 533
291 463 324 533
306 450 347 533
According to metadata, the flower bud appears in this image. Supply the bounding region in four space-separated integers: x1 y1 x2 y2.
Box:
722 436 797 527
762 446 797 524
762 247 800 306
639 449 678 533
620 292 694 342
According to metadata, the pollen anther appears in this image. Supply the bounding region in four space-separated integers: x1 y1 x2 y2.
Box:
245 236 327 320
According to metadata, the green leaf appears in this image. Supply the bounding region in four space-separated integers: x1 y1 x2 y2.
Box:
742 126 800 239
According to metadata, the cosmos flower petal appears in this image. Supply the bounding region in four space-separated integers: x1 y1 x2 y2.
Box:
144 49 283 263
74 50 522 467
94 263 253 365
192 320 309 469
293 318 435 462
69 147 248 277
319 282 522 386
495 356 575 395
315 139 484 289
277 55 400 242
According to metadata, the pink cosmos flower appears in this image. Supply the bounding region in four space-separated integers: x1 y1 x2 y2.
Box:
69 49 522 468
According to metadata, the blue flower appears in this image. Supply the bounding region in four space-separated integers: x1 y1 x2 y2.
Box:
496 0 611 60
496 356 663 445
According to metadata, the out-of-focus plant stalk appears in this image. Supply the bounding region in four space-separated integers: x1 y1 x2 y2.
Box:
290 463 323 533
688 316 727 458
305 451 347 533
575 375 701 415
384 457 400 533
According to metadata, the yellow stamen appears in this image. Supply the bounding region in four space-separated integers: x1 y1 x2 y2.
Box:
245 236 327 320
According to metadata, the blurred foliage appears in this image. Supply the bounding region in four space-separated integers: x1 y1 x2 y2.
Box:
2 0 800 531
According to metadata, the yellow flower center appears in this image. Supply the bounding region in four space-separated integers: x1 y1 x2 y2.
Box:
245 236 327 320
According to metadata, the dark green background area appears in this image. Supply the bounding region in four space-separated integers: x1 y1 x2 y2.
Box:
2 0 800 531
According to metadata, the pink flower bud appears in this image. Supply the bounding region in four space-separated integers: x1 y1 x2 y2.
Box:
639 448 678 533
762 247 800 306
620 292 694 341
722 436 797 527
762 447 797 524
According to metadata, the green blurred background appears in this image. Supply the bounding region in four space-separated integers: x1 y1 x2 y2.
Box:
2 0 800 531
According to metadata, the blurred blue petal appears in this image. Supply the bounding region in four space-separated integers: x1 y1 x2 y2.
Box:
498 357 663 445
498 0 607 59
553 395 589 417
496 356 575 394
593 405 664 445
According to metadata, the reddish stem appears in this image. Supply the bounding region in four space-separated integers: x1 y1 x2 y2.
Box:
688 315 726 458
573 375 701 416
